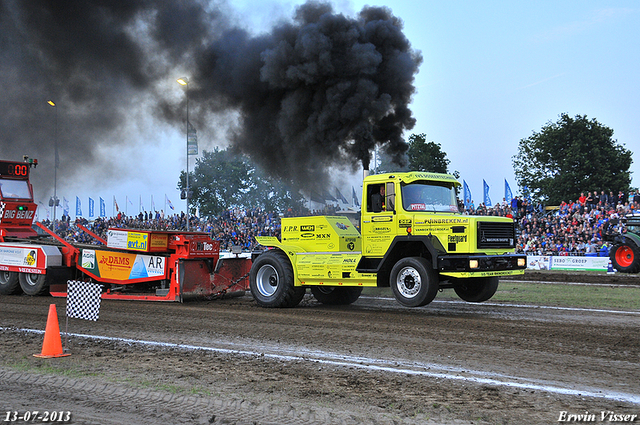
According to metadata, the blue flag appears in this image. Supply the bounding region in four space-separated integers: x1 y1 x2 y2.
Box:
463 180 472 209
76 196 83 216
89 197 95 217
483 180 492 207
352 186 360 207
523 185 531 203
505 179 513 203
335 187 348 204
100 197 106 217
63 197 70 216
310 191 325 204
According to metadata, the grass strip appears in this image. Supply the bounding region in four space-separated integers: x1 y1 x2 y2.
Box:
363 282 640 311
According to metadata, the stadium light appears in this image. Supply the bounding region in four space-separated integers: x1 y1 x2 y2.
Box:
177 77 190 230
47 100 58 231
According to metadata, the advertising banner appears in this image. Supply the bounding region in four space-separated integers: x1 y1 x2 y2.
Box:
526 255 610 272
80 249 166 281
0 244 61 274
107 229 149 251
0 245 37 267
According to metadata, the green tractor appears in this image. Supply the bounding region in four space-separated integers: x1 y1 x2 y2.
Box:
604 214 640 273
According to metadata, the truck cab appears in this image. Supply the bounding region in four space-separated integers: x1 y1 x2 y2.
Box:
251 172 526 308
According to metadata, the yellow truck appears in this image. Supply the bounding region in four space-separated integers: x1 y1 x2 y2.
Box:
250 172 526 308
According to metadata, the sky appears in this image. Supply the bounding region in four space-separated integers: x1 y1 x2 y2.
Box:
3 0 639 218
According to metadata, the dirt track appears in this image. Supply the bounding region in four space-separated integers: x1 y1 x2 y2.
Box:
1 276 639 425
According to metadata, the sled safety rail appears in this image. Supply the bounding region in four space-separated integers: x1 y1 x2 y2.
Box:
35 221 80 267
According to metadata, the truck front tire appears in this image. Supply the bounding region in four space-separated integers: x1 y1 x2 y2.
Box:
310 286 363 305
453 276 499 302
390 257 438 307
610 242 640 273
0 271 21 295
250 250 305 308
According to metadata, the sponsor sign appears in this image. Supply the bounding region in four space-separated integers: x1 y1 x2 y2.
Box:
0 202 36 226
0 246 38 267
149 233 168 250
526 255 610 272
80 249 166 281
107 229 149 252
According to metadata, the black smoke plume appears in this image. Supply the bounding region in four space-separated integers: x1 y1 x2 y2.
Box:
0 0 422 195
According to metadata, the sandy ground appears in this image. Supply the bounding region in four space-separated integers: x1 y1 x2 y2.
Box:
1 274 639 425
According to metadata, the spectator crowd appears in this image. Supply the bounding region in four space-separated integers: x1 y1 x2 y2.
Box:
38 188 640 256
465 189 640 256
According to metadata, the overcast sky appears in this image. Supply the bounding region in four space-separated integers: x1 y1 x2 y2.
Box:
14 0 639 218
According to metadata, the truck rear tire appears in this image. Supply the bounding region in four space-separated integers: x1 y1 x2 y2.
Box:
610 242 640 273
310 286 363 305
0 271 21 295
453 276 499 302
390 257 438 307
19 273 49 296
250 250 305 308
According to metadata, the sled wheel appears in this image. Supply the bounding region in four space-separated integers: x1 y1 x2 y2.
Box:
19 272 49 296
390 257 438 307
310 286 363 305
0 271 21 295
453 276 499 302
250 250 305 308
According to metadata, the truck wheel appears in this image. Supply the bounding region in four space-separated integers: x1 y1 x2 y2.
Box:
390 257 438 307
19 273 49 296
310 286 363 305
0 271 21 295
610 243 640 273
453 277 499 302
250 250 305 308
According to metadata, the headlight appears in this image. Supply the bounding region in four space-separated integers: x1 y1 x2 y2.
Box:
469 259 479 269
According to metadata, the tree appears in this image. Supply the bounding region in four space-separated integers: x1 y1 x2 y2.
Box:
512 113 632 205
406 133 450 173
179 148 251 217
179 147 307 217
238 167 306 213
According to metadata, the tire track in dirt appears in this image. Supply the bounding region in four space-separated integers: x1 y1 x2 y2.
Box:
5 326 640 406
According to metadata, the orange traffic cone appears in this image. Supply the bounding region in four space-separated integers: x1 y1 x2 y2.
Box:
34 304 70 358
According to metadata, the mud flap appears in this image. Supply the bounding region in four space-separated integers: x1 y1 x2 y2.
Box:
178 259 215 302
213 257 251 294
45 266 76 294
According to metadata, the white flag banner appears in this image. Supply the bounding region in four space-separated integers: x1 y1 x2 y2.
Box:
66 280 102 321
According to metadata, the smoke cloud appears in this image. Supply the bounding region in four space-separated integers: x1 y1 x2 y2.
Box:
0 0 422 195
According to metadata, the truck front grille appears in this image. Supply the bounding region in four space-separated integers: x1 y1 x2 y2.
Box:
477 221 515 249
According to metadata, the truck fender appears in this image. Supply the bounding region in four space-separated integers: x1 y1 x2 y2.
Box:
253 236 304 265
620 232 640 248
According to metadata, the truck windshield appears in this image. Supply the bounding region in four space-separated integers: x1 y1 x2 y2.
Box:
401 181 458 213
0 178 32 200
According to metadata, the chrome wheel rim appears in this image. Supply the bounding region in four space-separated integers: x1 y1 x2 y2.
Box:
256 265 279 297
396 266 421 298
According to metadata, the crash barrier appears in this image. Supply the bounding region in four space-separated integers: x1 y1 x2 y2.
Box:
526 255 611 272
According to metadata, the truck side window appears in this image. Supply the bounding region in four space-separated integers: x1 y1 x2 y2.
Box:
369 184 385 213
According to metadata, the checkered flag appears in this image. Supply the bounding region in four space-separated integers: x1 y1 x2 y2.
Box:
0 202 5 224
66 280 102 321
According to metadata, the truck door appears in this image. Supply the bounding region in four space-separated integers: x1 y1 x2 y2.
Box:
362 181 397 257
